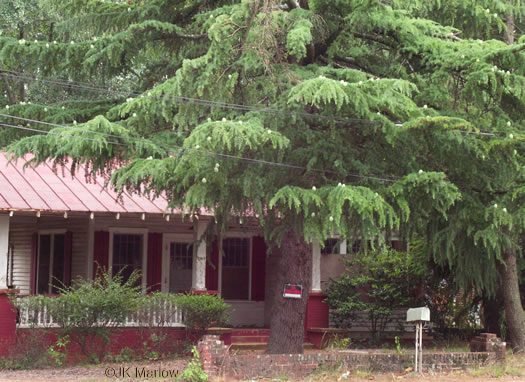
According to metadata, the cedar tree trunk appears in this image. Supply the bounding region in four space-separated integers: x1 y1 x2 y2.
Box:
266 231 312 354
502 248 525 352
482 290 503 337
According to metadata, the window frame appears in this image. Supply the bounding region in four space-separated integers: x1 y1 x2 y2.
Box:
108 227 148 290
36 229 67 294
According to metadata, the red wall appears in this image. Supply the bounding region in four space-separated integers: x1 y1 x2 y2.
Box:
305 292 329 330
0 290 17 356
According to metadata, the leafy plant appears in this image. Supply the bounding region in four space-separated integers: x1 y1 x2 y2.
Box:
175 293 230 330
327 337 352 349
394 336 403 355
46 335 70 366
325 248 425 343
180 346 208 382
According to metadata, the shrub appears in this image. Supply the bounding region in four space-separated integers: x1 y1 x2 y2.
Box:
325 248 425 342
175 293 230 330
14 268 143 363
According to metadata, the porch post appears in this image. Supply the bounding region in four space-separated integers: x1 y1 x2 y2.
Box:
0 214 10 289
311 238 321 292
86 218 95 280
192 220 207 291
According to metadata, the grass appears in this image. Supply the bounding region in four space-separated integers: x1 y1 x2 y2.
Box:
354 369 373 379
467 362 523 378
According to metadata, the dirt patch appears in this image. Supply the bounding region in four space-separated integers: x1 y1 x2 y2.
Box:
0 359 187 381
1 354 524 381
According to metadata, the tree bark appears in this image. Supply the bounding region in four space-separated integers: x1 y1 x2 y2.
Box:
482 290 503 337
504 11 515 45
502 248 525 352
266 231 312 354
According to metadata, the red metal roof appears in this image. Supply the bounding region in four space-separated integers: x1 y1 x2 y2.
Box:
0 153 181 214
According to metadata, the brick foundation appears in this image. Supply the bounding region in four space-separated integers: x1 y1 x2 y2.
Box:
13 327 188 363
470 333 506 360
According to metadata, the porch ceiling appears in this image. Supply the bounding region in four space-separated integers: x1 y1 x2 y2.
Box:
0 153 210 216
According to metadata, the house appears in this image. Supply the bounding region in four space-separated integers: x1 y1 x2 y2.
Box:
0 153 330 353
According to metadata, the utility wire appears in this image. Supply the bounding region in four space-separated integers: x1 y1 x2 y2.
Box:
0 122 126 146
2 70 512 137
0 114 399 183
2 70 380 125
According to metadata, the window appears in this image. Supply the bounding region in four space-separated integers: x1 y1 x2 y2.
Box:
221 238 250 300
171 243 193 270
37 233 67 294
112 233 143 284
169 242 193 293
390 240 407 251
321 238 340 255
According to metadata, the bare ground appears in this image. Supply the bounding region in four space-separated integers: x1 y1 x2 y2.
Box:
0 355 524 381
0 359 187 381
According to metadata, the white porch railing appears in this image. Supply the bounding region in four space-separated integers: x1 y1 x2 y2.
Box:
16 296 185 329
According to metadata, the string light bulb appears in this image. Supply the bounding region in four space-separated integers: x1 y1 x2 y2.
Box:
36 211 41 218
165 214 170 222
115 213 120 220
90 212 94 220
9 211 13 217
64 211 68 219
141 213 146 221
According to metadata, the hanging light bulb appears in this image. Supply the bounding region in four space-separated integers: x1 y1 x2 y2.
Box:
9 211 14 217
165 214 170 222
115 213 120 220
141 213 146 221
90 212 94 220
36 211 41 218
64 211 68 219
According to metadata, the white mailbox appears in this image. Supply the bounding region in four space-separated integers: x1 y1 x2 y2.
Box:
407 307 430 374
407 307 430 322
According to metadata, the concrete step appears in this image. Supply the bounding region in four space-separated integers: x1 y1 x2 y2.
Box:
231 342 267 350
231 336 269 343
231 342 315 351
231 329 271 336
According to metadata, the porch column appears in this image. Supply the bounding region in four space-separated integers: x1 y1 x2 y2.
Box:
0 214 10 289
311 238 321 292
192 220 207 291
86 218 95 280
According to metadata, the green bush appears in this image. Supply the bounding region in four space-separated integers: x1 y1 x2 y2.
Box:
175 293 230 330
15 268 143 363
325 248 425 342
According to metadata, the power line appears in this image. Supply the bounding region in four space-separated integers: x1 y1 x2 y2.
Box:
0 114 399 183
0 122 126 146
2 70 512 137
2 70 380 125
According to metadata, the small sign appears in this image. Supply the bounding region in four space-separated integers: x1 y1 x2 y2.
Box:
283 284 303 299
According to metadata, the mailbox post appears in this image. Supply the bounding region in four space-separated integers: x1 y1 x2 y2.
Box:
407 307 430 374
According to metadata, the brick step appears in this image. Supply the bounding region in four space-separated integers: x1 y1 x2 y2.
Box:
230 342 314 351
231 336 269 343
231 329 271 336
